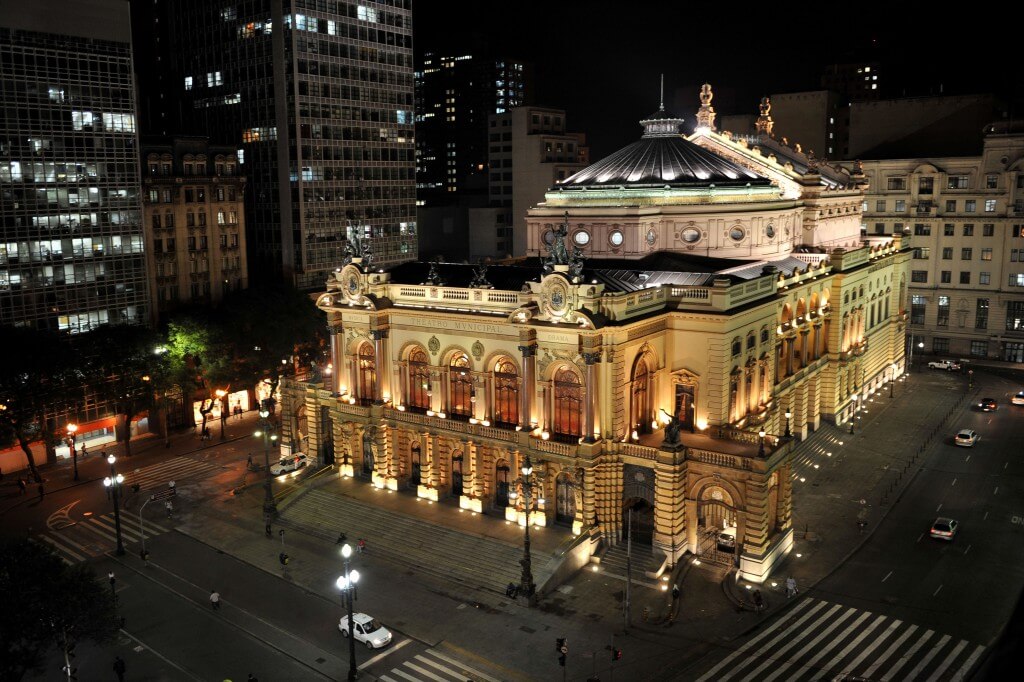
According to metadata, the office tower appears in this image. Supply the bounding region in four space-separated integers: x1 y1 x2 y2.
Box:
137 0 417 290
0 0 149 331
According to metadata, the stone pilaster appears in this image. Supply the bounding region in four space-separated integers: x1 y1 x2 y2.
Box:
582 351 601 443
653 460 686 563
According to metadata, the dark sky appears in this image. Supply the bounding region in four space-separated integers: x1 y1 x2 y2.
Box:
415 2 1024 159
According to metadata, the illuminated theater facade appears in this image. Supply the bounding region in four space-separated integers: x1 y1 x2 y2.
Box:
283 87 910 584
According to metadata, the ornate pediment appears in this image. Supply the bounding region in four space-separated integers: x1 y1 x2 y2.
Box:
670 367 701 385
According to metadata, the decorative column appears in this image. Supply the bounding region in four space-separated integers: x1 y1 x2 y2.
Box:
785 335 795 376
583 352 601 443
328 324 343 394
800 329 811 367
519 342 537 429
370 329 387 403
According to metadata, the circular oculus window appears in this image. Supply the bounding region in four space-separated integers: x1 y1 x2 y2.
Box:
766 224 776 239
646 228 657 245
609 230 624 246
573 230 590 246
729 226 745 241
681 227 701 243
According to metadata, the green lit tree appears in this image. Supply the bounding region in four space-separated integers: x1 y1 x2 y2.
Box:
164 314 232 434
0 539 117 680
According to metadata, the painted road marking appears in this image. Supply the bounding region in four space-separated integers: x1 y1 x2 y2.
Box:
951 478 957 486
882 571 892 582
359 638 411 669
880 629 934 682
862 624 917 680
933 584 943 597
936 503 943 512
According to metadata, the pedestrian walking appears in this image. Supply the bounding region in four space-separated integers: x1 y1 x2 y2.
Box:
672 583 680 601
247 674 259 682
18 478 26 495
80 443 87 458
753 589 765 614
164 500 173 518
336 531 347 546
112 655 126 682
505 582 516 598
357 538 365 553
37 483 44 500
246 454 254 469
210 590 221 610
785 576 798 598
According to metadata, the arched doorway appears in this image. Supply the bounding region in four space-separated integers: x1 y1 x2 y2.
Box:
631 356 651 435
409 442 421 488
623 498 654 545
361 430 375 478
358 343 376 405
696 485 738 566
555 472 576 526
451 450 464 497
495 462 510 509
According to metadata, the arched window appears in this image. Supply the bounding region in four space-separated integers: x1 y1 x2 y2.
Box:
631 356 650 434
747 334 756 350
408 348 430 410
493 358 519 427
449 353 472 418
553 367 583 440
358 343 376 404
731 339 742 356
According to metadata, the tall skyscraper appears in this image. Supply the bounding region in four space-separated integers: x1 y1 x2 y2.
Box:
415 52 531 206
136 0 417 290
0 0 149 331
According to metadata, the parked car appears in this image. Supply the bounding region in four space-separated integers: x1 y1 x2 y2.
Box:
270 453 309 475
716 527 736 552
978 398 998 412
930 517 959 541
339 613 393 649
954 429 979 447
927 360 960 370
1012 392 1024 406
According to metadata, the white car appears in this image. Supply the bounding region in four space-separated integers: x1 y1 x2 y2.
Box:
270 453 309 475
930 517 959 541
954 429 979 447
1012 392 1024 406
928 360 959 370
339 613 392 649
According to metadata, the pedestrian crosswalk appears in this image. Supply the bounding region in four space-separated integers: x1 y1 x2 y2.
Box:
120 455 225 492
696 598 985 682
379 647 502 682
33 511 171 565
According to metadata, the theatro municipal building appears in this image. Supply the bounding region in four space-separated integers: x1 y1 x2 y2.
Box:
281 86 909 584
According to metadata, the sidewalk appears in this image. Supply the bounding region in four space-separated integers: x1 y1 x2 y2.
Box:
0 411 263 515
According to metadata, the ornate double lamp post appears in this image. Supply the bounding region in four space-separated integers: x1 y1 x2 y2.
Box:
102 454 126 556
66 423 79 481
336 544 362 682
508 456 539 606
254 409 279 528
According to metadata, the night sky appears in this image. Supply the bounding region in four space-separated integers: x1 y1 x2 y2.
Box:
415 2 1024 160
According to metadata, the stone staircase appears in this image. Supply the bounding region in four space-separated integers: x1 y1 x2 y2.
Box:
280 489 557 596
598 543 665 589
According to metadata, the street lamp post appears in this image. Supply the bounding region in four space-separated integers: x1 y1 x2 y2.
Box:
516 456 538 606
783 411 792 438
66 423 79 481
255 409 279 532
889 364 897 399
758 429 766 457
216 389 228 441
103 454 125 556
336 544 361 682
849 393 859 434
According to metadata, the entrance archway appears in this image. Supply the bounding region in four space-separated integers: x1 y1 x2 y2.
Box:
361 430 375 478
555 472 575 526
409 442 422 488
696 485 738 566
495 462 510 509
623 498 654 545
451 450 464 497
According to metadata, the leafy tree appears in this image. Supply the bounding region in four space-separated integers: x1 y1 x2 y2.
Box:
216 287 326 414
78 325 166 457
164 314 232 433
0 539 117 680
0 327 82 482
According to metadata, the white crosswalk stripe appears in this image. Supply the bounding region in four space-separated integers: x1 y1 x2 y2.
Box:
696 598 984 682
35 511 171 565
121 455 224 492
383 648 501 682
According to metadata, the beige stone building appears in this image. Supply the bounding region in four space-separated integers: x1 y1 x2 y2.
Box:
141 138 247 320
282 90 909 588
851 124 1024 362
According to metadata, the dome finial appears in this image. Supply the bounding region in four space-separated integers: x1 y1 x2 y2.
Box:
659 73 665 111
756 96 774 137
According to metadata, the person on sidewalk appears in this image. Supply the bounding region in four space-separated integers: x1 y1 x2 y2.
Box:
113 655 126 682
785 576 798 598
357 538 365 553
18 478 26 495
672 583 680 601
753 589 765 614
246 454 254 469
336 531 347 546
164 500 173 518
210 590 221 610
